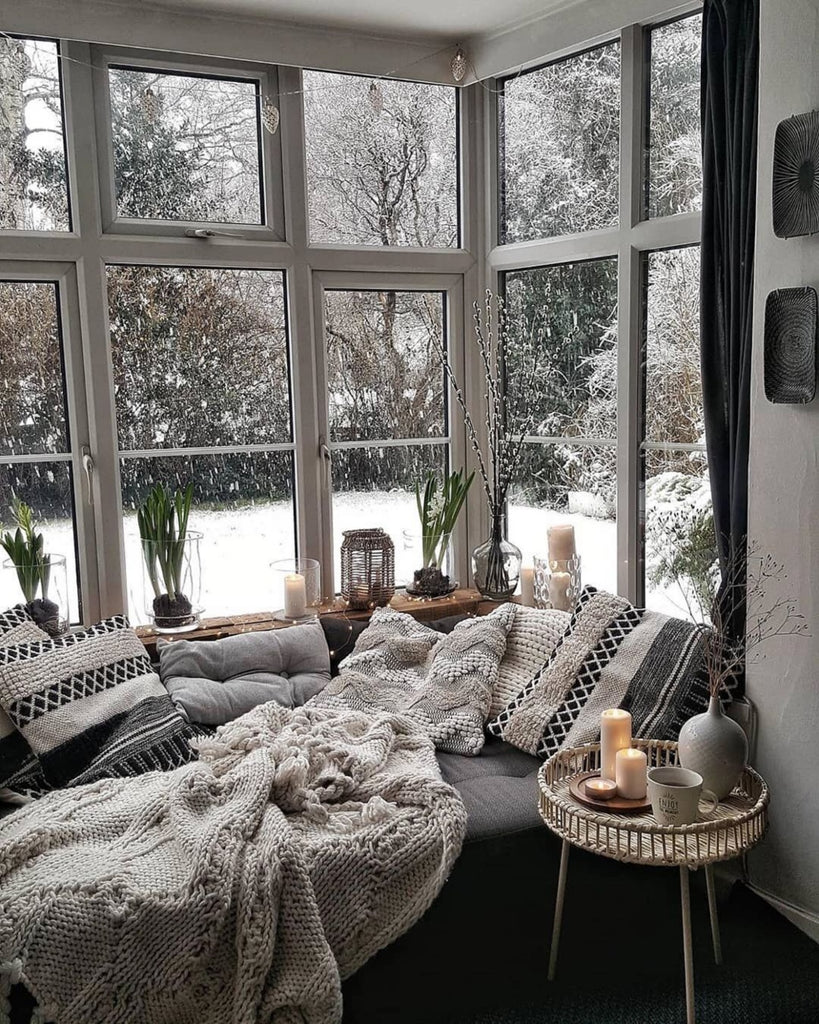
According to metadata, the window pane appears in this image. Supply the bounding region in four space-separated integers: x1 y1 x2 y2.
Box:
304 71 458 247
121 451 295 620
108 266 290 450
500 43 620 242
504 259 618 438
331 444 447 587
325 290 445 442
647 15 702 218
509 443 617 592
0 461 80 623
0 281 68 456
644 247 702 445
108 67 263 224
0 38 69 230
643 448 714 621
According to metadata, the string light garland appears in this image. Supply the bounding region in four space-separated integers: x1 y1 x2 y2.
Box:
2 29 525 141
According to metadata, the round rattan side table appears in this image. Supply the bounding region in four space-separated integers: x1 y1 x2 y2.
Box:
538 739 769 1024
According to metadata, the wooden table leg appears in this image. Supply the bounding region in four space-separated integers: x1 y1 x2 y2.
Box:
680 865 696 1024
548 838 571 982
704 863 723 965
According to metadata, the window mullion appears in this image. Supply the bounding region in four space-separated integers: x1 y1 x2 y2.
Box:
279 66 330 596
615 23 645 604
62 40 128 621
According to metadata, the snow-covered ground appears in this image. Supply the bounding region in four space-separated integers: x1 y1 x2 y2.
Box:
2 490 694 624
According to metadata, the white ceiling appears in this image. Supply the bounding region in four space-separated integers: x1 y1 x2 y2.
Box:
120 0 576 41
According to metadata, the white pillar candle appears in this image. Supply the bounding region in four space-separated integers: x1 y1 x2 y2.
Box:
284 573 307 619
600 708 632 781
520 566 535 607
548 571 572 611
615 747 648 800
548 524 576 563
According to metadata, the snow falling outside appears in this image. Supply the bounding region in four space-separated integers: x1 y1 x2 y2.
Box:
0 487 698 627
0 22 710 627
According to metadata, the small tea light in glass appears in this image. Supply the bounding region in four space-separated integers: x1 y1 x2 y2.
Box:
271 558 321 622
585 777 617 801
615 747 648 801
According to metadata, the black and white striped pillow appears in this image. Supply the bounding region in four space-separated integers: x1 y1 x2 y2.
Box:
0 615 197 789
0 605 51 797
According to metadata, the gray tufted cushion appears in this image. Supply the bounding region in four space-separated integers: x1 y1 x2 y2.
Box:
159 621 331 726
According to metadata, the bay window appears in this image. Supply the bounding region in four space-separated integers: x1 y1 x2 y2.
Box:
0 9 707 622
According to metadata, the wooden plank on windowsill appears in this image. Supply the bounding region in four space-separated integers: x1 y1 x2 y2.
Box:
136 588 488 658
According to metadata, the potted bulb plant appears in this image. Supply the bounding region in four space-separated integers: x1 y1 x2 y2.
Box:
137 483 202 633
405 468 474 598
0 497 68 636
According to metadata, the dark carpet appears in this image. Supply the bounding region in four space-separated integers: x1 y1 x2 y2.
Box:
446 884 819 1024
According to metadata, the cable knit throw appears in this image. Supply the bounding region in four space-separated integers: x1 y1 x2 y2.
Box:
0 702 466 1024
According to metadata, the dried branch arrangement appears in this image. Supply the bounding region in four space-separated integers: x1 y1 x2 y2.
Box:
705 542 809 697
435 290 544 519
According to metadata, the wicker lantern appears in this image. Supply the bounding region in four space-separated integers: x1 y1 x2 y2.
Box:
340 529 395 610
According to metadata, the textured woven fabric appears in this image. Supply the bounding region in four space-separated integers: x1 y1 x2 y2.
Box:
487 606 571 720
534 602 644 759
160 621 331 725
620 614 711 740
493 589 634 757
0 617 196 788
311 604 515 755
563 610 669 750
0 701 466 1024
0 607 49 798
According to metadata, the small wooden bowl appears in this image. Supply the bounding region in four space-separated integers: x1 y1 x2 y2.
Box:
569 771 651 814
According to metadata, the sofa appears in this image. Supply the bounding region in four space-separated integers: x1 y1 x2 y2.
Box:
1 598 726 1024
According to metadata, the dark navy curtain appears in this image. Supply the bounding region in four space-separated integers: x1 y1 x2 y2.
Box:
700 0 760 641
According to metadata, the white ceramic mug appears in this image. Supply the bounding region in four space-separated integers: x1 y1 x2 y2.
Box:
647 766 718 826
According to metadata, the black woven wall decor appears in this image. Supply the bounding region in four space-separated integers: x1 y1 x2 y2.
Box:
764 287 817 404
773 110 819 238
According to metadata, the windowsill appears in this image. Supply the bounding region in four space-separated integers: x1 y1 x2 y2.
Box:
136 587 486 656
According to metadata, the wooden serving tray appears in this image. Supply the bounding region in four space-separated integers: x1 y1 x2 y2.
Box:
569 771 651 814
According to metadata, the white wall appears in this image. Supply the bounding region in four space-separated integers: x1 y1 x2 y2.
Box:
747 0 819 944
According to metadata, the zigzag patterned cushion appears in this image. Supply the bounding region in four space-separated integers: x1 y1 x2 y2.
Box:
311 603 516 755
489 587 719 760
0 605 51 798
0 616 197 789
489 588 640 757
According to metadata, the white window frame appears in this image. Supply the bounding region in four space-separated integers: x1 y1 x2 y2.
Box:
310 271 467 594
90 46 286 241
0 44 480 620
0 261 99 621
486 15 702 606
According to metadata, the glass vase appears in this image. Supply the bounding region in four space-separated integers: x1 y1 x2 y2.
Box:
533 555 582 612
140 531 203 634
402 530 455 598
2 553 69 636
471 514 521 600
271 557 321 622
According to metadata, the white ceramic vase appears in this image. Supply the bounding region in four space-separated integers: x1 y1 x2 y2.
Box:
678 695 748 800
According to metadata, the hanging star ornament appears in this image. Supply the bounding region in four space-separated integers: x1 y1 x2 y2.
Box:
368 81 384 113
261 97 280 135
451 46 467 83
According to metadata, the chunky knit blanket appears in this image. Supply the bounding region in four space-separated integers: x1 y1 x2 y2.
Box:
0 702 466 1024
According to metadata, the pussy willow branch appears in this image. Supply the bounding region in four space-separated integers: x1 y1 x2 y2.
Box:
438 291 545 519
